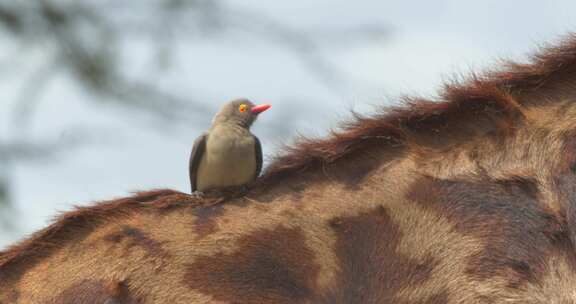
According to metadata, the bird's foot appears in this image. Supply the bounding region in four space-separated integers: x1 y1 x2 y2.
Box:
201 185 249 199
239 185 250 195
191 191 205 197
190 185 251 205
190 190 227 205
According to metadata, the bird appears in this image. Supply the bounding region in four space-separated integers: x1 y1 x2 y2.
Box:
189 99 271 193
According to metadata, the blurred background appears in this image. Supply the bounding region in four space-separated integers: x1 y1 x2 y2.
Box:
1 0 575 249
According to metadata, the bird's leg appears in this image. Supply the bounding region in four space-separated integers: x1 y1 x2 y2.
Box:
223 185 250 197
239 185 250 195
203 185 248 199
191 191 205 198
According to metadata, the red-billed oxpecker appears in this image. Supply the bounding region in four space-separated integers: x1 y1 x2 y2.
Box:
189 99 271 193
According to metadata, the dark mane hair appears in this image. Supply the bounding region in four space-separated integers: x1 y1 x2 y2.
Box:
258 34 576 186
3 34 576 282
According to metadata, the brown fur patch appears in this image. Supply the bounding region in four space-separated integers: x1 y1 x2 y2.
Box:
495 176 541 201
51 280 141 304
321 206 439 303
109 281 142 304
192 203 225 238
553 135 576 248
393 290 450 304
3 289 19 303
419 291 451 304
408 175 565 288
104 226 168 258
184 226 319 304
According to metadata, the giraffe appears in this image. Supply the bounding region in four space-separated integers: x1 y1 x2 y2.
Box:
3 35 576 303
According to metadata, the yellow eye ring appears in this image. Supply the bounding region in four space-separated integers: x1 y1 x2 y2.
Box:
239 104 248 112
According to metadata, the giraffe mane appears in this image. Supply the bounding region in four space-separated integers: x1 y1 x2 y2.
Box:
258 34 576 187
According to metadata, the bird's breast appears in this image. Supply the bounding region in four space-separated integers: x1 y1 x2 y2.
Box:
196 128 257 191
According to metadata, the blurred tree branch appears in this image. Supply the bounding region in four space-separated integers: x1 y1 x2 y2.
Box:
0 0 389 218
0 0 388 129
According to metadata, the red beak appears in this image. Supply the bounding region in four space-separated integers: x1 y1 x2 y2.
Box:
251 104 271 114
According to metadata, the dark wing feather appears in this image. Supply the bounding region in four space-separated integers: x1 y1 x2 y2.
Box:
254 135 263 180
189 133 207 193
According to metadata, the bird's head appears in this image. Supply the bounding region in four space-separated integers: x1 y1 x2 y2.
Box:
212 99 271 128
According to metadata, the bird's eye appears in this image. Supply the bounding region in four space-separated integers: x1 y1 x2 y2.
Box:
239 104 248 113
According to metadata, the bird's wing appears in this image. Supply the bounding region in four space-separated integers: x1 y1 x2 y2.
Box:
254 135 263 180
189 133 208 193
